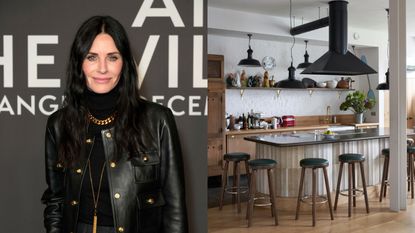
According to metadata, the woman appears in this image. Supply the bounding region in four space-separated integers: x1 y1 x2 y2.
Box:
41 16 188 233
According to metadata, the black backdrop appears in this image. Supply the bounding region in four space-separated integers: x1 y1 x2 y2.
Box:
0 0 207 232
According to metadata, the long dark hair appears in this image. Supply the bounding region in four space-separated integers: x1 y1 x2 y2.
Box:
59 15 142 166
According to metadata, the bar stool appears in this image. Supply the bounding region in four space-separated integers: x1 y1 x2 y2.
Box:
219 152 250 213
379 148 390 202
379 140 415 202
407 146 415 199
333 153 369 217
246 158 278 227
295 158 334 226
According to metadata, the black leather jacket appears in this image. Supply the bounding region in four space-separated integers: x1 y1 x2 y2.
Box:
41 100 188 233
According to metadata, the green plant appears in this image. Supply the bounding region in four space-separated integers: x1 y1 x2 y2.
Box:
339 91 376 114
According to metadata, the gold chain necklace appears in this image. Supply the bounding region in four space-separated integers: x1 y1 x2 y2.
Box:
88 112 117 125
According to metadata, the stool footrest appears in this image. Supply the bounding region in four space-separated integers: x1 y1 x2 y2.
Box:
339 189 364 197
253 195 272 207
225 186 248 195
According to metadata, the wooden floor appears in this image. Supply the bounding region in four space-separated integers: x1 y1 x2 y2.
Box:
208 196 415 233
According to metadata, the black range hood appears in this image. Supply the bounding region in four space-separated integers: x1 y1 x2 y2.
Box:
300 0 377 76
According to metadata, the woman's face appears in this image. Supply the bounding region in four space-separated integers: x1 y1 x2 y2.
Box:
82 33 123 94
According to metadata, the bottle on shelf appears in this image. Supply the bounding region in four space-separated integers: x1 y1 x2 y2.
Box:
242 114 247 129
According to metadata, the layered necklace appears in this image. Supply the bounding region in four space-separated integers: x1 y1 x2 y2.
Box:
87 111 116 233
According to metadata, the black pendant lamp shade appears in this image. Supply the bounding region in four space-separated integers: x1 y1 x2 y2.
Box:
297 40 312 69
277 62 305 88
376 69 389 90
238 34 261 67
301 1 377 75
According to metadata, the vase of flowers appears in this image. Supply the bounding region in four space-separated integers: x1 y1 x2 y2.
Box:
339 91 376 124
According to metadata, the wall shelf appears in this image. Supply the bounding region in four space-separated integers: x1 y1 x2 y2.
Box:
226 87 355 98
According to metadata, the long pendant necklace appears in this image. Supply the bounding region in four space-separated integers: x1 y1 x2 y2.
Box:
88 160 107 233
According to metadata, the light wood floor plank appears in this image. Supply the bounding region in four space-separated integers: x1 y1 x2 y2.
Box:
208 197 415 233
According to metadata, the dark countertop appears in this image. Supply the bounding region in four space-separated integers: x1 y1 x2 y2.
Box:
244 128 415 147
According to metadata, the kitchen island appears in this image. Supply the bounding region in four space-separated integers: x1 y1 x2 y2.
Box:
244 128 415 197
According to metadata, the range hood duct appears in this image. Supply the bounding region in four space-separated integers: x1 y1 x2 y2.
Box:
300 0 377 76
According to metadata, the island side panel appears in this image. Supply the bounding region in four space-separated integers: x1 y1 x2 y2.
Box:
254 138 389 197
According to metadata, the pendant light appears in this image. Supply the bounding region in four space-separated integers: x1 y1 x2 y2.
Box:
376 9 390 90
238 34 261 67
297 40 312 69
276 0 305 88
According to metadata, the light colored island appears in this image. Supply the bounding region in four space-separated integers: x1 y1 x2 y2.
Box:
244 128 415 197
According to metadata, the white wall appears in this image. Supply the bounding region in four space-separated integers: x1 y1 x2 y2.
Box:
408 36 415 78
209 34 364 117
208 6 388 122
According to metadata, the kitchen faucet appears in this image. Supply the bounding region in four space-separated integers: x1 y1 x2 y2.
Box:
326 105 331 124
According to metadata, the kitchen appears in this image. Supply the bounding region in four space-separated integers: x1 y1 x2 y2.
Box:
207 0 415 232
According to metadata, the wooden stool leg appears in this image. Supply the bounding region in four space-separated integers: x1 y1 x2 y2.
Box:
312 168 317 226
410 153 414 199
352 163 357 207
245 167 250 220
383 158 389 197
295 167 306 220
348 163 352 217
232 162 237 204
406 153 411 192
219 160 229 210
235 162 241 213
268 168 278 226
323 166 334 220
334 162 344 211
380 156 388 202
245 160 250 188
360 162 370 214
384 158 389 197
247 169 256 227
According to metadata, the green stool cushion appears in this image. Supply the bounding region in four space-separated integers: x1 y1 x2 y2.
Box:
224 152 250 161
382 148 390 157
248 159 277 170
339 153 365 162
408 146 415 154
300 158 329 167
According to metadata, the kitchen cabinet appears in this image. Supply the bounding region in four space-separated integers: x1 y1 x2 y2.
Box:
226 133 257 175
226 133 257 157
208 54 226 177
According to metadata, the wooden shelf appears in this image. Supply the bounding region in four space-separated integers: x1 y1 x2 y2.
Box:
226 87 355 98
226 87 355 91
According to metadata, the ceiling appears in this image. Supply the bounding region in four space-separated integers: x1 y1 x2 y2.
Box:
208 0 415 35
